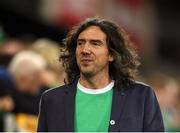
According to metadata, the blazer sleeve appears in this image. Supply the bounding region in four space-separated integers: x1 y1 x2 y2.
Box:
37 93 48 132
143 87 164 131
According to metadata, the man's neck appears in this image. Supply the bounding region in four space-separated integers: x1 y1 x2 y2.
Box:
79 74 112 89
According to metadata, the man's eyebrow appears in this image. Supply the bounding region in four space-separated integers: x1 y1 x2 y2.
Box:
77 39 85 42
77 39 105 44
90 39 103 43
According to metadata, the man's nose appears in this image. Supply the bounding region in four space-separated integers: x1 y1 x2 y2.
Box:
82 43 91 54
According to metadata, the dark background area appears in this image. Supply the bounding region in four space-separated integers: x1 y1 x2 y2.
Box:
0 0 67 42
155 0 180 66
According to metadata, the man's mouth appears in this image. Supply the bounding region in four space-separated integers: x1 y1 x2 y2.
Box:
80 58 93 65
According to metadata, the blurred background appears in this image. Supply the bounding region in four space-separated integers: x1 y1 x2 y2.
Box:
0 0 180 131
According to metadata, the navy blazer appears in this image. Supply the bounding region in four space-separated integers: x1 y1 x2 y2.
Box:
37 81 164 132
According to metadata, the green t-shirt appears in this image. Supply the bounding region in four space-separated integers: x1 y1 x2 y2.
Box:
74 81 114 132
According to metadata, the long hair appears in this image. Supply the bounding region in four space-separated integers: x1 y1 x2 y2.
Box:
60 17 140 90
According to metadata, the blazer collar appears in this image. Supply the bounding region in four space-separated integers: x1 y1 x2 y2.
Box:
64 80 78 131
108 88 127 132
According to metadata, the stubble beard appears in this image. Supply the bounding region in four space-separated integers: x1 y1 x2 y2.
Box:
79 65 95 78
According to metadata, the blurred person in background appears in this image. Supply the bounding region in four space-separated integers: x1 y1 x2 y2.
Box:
0 67 14 112
147 72 180 131
8 50 47 131
8 51 47 97
32 38 66 87
174 79 180 131
37 17 164 132
0 67 15 131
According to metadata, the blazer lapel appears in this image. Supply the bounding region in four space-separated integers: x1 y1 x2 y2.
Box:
65 81 77 131
108 88 127 132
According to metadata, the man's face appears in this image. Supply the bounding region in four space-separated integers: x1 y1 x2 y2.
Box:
76 26 113 77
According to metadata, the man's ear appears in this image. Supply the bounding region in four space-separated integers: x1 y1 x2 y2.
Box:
109 54 114 62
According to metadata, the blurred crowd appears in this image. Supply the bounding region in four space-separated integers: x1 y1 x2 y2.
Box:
145 72 180 131
0 37 66 131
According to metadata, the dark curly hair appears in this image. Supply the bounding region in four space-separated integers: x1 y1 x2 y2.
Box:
60 17 140 90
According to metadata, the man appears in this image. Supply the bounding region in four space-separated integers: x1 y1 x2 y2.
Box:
37 18 164 132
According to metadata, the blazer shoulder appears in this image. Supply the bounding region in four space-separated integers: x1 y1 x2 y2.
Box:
133 81 152 89
42 85 68 98
130 80 155 94
134 81 150 87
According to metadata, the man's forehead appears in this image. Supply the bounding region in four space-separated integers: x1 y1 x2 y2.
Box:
78 26 106 40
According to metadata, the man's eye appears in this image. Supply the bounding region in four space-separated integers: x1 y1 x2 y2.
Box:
77 42 83 45
92 42 100 46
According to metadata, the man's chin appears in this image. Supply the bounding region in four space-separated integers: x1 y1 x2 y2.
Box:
81 71 94 77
